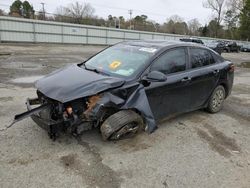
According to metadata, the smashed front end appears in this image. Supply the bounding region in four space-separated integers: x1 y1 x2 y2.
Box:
25 91 105 140
15 84 157 140
12 64 157 140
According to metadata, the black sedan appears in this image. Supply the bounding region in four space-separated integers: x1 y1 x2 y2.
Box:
205 41 224 55
223 41 240 52
13 41 234 141
241 44 250 52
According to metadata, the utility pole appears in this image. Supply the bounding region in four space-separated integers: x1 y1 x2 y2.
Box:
41 2 45 20
128 9 133 30
118 18 120 29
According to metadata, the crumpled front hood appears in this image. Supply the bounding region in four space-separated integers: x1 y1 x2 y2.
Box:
36 64 125 103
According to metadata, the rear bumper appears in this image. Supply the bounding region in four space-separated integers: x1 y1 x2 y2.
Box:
26 98 63 139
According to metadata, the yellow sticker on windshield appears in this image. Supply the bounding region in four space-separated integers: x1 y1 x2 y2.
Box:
109 60 121 69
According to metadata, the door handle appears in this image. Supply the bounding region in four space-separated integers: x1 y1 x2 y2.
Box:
181 77 191 82
213 70 220 74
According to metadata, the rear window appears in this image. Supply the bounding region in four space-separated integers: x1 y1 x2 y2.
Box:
180 38 203 44
180 39 192 42
190 48 216 68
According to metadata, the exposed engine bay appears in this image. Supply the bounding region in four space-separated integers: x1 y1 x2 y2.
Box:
25 92 107 140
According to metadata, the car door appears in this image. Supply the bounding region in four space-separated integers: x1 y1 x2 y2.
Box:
144 47 192 120
185 47 221 110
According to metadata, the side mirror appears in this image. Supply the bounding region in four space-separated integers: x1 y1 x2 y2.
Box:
146 71 167 82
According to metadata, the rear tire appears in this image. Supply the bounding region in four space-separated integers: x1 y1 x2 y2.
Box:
100 110 144 141
207 85 225 113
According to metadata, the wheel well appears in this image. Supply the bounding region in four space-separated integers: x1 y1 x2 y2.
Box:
99 107 141 124
219 83 229 98
100 109 145 140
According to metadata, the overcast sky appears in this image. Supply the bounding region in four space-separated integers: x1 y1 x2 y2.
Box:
1 0 214 24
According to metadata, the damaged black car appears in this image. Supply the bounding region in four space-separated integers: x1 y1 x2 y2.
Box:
13 41 234 141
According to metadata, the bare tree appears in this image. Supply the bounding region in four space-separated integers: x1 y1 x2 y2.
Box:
227 0 245 11
162 15 188 35
203 0 226 37
0 9 6 16
55 6 67 16
188 19 202 36
167 15 184 23
55 6 71 22
63 1 95 24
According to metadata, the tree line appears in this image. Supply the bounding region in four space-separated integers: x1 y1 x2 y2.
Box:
0 0 249 41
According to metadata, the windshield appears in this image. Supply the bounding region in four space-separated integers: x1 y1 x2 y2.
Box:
83 44 156 77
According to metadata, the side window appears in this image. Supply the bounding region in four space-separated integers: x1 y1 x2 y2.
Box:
151 48 186 75
190 48 215 68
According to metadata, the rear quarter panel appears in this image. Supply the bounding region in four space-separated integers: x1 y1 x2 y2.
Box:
217 60 234 97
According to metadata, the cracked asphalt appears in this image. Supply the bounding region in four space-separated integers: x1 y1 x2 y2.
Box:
0 44 249 188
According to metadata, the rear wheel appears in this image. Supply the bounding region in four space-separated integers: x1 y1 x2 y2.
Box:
207 85 225 113
100 110 145 141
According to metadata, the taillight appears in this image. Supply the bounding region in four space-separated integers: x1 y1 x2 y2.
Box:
66 106 73 115
229 64 235 72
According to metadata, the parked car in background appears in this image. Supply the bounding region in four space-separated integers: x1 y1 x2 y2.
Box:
222 41 240 52
205 41 224 55
241 44 250 52
13 41 234 141
180 38 204 45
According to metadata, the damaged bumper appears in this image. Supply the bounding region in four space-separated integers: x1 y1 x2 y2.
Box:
22 94 108 140
25 98 64 139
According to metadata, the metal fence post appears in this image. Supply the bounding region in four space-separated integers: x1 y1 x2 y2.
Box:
86 28 88 44
32 22 36 43
106 29 108 45
61 24 63 43
0 18 2 43
123 31 125 41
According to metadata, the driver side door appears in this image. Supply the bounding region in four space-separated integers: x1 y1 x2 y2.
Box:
144 47 191 120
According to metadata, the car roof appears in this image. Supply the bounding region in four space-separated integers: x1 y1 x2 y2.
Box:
120 40 204 49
